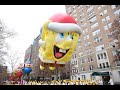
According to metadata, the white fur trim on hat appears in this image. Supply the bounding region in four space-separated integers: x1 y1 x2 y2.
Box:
48 22 82 35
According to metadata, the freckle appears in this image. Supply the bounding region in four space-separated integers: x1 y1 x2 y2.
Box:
46 32 48 36
52 32 54 35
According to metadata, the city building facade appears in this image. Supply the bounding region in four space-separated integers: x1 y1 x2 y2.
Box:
65 5 120 83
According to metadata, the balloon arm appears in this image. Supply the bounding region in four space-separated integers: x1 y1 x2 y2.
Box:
39 39 46 47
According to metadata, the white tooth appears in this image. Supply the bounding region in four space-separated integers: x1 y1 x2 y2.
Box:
59 49 63 52
59 49 66 53
63 50 66 53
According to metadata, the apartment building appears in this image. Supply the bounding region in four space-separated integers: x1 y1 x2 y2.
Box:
65 5 120 83
24 44 33 63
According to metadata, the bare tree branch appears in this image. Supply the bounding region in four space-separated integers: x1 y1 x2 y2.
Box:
109 14 120 48
0 19 17 66
7 50 22 72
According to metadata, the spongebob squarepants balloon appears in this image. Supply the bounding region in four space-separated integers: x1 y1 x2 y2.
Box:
38 13 82 71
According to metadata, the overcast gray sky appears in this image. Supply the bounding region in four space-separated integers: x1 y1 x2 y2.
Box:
0 5 66 71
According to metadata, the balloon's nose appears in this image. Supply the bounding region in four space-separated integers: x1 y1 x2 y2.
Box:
62 39 72 48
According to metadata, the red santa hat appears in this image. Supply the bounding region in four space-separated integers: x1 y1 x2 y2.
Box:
47 13 82 35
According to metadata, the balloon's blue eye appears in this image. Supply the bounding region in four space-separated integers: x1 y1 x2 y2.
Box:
70 35 73 39
59 33 64 38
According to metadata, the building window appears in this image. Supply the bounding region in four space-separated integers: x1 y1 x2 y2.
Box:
81 67 85 71
101 5 105 7
81 13 85 16
109 41 115 48
78 5 82 9
81 75 86 80
97 54 100 60
78 45 81 49
73 10 76 13
76 61 77 65
112 50 117 56
88 11 95 18
75 18 78 21
111 5 116 9
97 52 107 60
82 23 87 27
104 9 107 14
102 63 106 68
100 12 103 16
84 35 89 40
79 52 83 57
100 53 103 59
99 63 102 68
88 57 90 62
89 65 94 70
118 71 120 78
104 53 107 59
96 44 104 52
80 58 84 63
94 36 102 43
89 48 92 53
91 22 99 29
98 6 101 10
85 42 90 47
89 16 97 23
106 33 111 38
74 61 76 65
87 6 93 12
92 29 101 36
78 38 81 43
88 56 93 62
102 18 106 23
79 8 83 13
86 5 90 7
108 23 112 28
74 54 76 58
84 36 86 40
74 14 77 17
106 62 109 67
73 5 76 9
86 50 89 54
85 29 88 33
67 6 71 14
72 76 74 80
106 16 110 21
87 35 89 39
104 25 108 30
82 30 85 34
114 9 120 16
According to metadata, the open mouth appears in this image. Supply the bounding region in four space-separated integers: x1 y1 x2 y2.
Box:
54 45 69 59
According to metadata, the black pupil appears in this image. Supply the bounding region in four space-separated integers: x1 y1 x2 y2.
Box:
71 36 73 39
61 33 63 36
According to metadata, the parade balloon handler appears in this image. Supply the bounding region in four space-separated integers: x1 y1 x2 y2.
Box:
38 13 82 70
